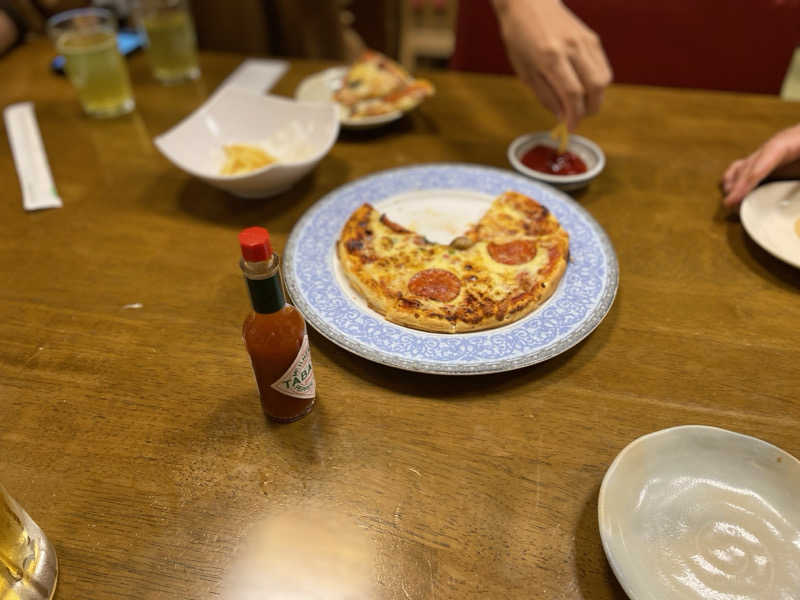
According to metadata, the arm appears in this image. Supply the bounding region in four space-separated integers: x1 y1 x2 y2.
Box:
721 123 800 208
491 0 612 130
270 0 351 60
0 9 20 55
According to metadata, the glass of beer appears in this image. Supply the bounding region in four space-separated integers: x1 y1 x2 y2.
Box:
135 0 200 84
47 8 135 118
0 483 58 600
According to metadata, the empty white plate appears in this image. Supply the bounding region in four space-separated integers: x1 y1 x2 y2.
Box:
740 180 800 269
599 425 800 600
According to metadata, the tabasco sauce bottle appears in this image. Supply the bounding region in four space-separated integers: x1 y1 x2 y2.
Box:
239 226 316 422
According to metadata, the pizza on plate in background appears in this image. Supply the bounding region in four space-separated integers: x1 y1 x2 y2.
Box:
333 50 435 119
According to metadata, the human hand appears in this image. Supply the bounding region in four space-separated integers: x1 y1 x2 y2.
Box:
721 123 800 208
492 0 612 130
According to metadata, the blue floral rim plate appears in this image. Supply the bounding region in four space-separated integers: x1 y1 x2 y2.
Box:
283 163 618 375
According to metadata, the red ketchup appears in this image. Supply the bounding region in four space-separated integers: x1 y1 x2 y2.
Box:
521 145 587 175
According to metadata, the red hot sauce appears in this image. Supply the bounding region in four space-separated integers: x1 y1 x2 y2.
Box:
239 227 316 423
521 145 587 175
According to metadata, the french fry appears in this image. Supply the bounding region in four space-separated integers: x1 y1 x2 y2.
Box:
549 121 568 154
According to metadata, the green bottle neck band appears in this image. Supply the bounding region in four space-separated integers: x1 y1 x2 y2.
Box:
246 273 285 314
241 255 285 314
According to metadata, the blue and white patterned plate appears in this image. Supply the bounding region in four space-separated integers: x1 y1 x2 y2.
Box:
284 163 618 375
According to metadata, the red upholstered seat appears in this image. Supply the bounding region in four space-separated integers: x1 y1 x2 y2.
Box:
450 0 800 94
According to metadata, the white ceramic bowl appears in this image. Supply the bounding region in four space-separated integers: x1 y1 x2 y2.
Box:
154 87 340 198
507 132 605 191
599 425 800 600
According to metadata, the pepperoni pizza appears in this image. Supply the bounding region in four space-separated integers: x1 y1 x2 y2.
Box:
337 191 569 333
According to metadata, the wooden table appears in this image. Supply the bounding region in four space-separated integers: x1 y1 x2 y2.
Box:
2 40 799 599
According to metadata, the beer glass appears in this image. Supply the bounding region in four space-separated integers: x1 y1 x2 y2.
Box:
135 0 201 84
47 8 136 118
0 483 58 600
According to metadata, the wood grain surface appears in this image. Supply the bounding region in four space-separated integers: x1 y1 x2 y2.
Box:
1 41 799 599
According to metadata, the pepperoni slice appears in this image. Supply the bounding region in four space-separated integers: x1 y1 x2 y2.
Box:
487 240 537 265
407 269 461 302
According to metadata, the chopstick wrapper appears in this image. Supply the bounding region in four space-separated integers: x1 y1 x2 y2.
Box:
4 102 63 211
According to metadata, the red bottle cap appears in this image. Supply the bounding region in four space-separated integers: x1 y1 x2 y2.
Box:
238 227 273 262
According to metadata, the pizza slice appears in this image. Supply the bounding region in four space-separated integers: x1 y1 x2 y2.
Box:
333 50 435 119
465 190 564 241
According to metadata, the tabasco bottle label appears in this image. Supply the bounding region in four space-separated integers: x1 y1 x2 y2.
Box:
270 334 316 399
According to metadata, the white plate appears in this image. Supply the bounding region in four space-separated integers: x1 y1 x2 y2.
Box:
740 180 800 269
599 425 800 600
294 67 403 130
283 163 618 375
